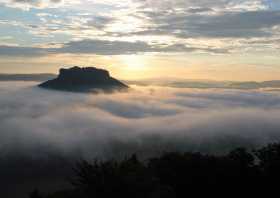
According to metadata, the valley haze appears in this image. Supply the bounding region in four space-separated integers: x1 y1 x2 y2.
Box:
1 78 280 197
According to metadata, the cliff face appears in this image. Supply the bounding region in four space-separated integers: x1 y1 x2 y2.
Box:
39 66 128 92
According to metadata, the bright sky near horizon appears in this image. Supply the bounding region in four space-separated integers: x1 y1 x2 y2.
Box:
0 0 280 81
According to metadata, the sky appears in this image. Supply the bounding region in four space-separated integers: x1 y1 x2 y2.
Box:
0 0 280 81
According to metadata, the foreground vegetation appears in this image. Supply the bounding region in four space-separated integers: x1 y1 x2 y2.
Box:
30 143 280 198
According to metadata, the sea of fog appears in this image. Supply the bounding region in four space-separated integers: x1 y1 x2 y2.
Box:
1 81 280 158
1 81 280 197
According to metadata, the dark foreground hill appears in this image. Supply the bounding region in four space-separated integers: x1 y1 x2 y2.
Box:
39 66 128 92
27 143 280 198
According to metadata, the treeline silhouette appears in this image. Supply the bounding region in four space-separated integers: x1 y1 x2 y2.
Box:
30 143 280 198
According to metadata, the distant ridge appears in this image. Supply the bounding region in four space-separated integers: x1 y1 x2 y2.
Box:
39 66 129 92
0 74 56 82
126 79 280 89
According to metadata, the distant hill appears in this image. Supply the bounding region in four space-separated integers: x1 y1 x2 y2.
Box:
39 66 129 92
126 79 280 89
0 74 56 82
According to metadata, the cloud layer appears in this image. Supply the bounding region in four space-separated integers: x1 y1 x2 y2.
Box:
1 0 280 56
1 82 280 159
2 81 280 197
0 0 75 10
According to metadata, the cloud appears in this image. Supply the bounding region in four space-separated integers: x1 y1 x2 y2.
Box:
1 0 279 55
0 39 229 57
1 82 280 159
0 45 45 56
134 0 267 12
0 0 77 10
2 81 280 196
132 9 280 38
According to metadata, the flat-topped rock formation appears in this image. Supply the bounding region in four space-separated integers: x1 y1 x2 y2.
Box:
39 66 128 92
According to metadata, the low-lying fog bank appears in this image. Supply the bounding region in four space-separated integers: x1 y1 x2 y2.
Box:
1 82 280 157
1 81 280 197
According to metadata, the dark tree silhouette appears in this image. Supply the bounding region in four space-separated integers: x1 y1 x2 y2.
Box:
29 143 280 198
29 189 43 198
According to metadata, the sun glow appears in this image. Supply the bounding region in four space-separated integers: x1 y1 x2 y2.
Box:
118 55 148 71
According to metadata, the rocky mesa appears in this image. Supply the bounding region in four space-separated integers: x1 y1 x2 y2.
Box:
39 66 129 92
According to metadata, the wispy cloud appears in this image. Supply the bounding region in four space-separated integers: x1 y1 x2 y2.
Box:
0 0 279 56
0 38 231 57
0 0 78 10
